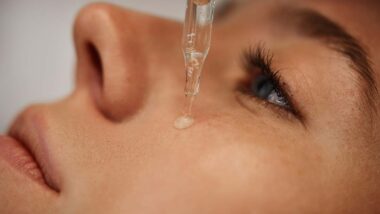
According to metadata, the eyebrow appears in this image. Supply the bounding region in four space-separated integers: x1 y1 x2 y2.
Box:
285 8 378 110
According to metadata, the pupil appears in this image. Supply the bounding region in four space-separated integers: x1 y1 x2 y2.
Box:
251 75 274 99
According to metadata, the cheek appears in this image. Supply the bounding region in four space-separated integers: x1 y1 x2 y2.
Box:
124 116 326 212
91 118 323 212
48 91 340 212
193 139 325 211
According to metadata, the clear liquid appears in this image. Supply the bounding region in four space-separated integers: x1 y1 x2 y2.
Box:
184 51 205 96
174 96 195 130
174 115 194 130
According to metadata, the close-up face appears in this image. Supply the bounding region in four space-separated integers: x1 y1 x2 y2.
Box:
1 0 380 213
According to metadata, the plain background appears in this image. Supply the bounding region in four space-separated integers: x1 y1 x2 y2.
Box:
0 0 184 132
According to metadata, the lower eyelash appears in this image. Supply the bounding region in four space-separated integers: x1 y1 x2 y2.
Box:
236 85 296 121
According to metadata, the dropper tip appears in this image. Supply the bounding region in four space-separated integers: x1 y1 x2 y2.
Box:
174 95 196 130
184 95 196 116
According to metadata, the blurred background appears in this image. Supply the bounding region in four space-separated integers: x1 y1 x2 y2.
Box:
0 0 184 132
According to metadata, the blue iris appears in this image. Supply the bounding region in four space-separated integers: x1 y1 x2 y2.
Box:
250 74 289 108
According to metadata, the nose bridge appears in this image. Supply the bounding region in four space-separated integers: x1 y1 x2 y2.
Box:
74 3 182 121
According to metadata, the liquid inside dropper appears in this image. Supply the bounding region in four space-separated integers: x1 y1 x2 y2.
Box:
174 51 205 130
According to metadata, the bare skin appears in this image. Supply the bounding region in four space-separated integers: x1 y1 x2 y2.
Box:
1 0 380 213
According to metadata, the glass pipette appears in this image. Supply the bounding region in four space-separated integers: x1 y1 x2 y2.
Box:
174 0 217 130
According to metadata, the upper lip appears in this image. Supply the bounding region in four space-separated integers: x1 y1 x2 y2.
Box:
7 106 60 193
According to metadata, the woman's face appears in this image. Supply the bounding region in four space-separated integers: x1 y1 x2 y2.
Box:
1 0 380 213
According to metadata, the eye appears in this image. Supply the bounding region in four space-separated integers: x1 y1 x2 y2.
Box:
249 73 290 108
237 45 301 120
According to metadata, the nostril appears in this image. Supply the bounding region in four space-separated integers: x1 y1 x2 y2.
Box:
86 42 103 87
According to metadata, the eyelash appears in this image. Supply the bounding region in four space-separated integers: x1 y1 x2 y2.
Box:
237 45 302 120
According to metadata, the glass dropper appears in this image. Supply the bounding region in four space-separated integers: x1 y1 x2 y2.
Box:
174 0 217 130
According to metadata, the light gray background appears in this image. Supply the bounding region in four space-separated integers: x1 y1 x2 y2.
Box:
0 0 184 132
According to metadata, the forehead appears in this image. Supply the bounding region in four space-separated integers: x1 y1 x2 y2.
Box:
237 0 380 50
295 0 380 102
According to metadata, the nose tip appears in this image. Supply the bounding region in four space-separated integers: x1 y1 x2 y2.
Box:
74 3 122 44
74 3 150 121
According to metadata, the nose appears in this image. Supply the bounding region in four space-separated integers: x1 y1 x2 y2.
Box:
73 3 181 121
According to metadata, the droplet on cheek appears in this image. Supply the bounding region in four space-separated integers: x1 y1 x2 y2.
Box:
174 116 194 130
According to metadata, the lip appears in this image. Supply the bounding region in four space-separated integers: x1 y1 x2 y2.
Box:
0 135 46 184
2 107 60 193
